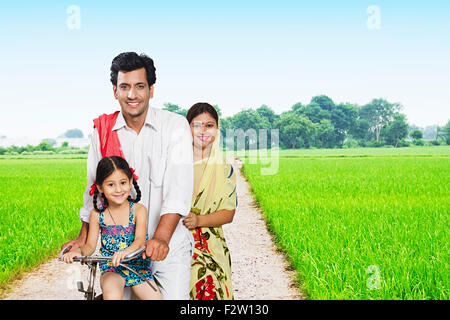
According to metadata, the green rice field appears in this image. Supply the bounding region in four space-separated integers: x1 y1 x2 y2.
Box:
0 147 449 299
242 146 449 299
0 158 86 293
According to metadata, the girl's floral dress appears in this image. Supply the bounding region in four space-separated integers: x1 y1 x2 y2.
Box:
99 201 154 287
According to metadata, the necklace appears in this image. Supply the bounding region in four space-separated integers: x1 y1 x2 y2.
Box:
107 207 118 225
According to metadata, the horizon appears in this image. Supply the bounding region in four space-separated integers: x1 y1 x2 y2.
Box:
1 1 449 140
0 98 447 143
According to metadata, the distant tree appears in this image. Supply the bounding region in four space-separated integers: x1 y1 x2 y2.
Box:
315 119 335 148
212 104 222 117
359 99 401 142
275 112 315 149
61 141 69 148
350 119 369 142
410 129 424 146
291 102 304 113
229 109 270 131
226 109 270 150
36 140 53 151
410 129 423 141
311 95 335 112
382 114 409 147
256 105 279 127
437 120 450 145
163 102 181 113
163 103 188 117
43 138 56 147
296 102 329 123
330 103 358 147
63 128 84 138
18 145 35 154
219 117 231 147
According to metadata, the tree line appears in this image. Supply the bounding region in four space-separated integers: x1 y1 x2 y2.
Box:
2 97 449 155
164 96 450 149
0 140 88 155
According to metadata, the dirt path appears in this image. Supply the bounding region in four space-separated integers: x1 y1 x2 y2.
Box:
3 162 302 300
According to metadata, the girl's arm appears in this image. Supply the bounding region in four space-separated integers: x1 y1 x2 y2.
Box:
183 209 235 230
62 210 99 263
79 209 100 256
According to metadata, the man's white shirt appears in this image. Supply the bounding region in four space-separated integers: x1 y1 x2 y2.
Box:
79 106 194 251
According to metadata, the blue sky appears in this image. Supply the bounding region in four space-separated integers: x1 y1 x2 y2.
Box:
0 0 449 139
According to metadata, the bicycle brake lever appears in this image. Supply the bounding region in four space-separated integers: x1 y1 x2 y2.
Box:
123 245 147 262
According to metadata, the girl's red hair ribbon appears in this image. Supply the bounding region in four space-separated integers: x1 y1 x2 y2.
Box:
130 168 139 181
89 182 97 196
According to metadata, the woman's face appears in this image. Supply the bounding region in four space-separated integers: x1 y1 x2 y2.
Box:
190 112 218 150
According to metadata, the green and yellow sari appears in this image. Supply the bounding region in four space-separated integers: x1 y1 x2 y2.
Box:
189 128 237 300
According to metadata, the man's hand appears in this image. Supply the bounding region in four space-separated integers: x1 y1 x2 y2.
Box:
61 238 83 253
143 238 169 261
142 213 180 261
61 222 88 253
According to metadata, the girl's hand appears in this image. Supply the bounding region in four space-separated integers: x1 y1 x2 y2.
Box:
183 212 199 230
112 250 128 267
61 251 80 264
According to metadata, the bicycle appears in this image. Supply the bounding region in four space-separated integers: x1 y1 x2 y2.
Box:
58 245 158 300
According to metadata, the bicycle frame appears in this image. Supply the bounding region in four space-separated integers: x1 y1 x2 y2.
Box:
59 245 157 300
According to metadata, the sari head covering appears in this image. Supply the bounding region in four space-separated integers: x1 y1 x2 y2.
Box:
191 119 237 215
189 116 237 300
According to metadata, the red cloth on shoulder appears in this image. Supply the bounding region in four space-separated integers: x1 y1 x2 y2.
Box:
90 111 138 197
93 111 125 159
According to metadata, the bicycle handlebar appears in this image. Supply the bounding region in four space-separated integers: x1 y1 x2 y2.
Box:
58 245 158 293
58 245 147 263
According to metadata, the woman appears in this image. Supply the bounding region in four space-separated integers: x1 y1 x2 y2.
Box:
183 102 237 300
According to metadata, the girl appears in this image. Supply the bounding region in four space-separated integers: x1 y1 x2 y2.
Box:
183 102 237 300
62 156 161 300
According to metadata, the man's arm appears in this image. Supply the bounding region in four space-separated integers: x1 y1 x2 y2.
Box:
144 116 193 261
144 214 180 261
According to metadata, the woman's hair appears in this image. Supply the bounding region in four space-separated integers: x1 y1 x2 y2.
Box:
110 52 156 87
93 156 141 212
186 102 219 125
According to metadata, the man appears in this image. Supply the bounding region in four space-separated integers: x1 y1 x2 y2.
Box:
62 52 194 299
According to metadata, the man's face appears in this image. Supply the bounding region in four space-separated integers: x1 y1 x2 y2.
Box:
113 67 153 119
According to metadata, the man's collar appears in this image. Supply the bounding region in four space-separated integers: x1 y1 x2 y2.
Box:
112 106 160 132
112 111 126 131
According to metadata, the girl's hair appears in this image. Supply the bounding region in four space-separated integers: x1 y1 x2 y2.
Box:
92 156 141 212
186 102 219 125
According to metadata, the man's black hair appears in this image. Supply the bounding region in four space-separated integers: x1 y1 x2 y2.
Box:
110 52 156 88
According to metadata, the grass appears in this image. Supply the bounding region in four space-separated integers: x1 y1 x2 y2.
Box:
0 146 448 299
241 146 449 299
0 159 86 294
